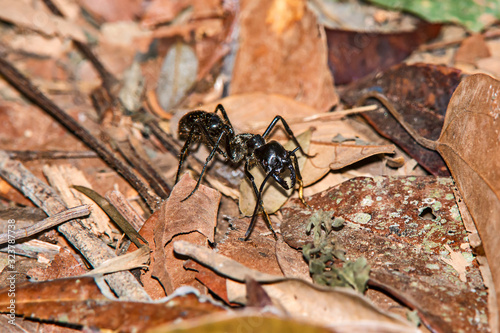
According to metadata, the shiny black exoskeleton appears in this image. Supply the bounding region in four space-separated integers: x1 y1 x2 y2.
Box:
175 104 312 239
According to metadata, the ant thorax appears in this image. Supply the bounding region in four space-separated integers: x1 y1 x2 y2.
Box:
228 133 262 163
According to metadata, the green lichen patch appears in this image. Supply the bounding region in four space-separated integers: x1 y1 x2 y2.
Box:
303 210 370 292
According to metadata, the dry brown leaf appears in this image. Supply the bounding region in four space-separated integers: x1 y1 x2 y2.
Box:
435 73 500 330
231 0 338 112
214 216 284 274
185 260 234 305
161 174 219 245
266 0 305 35
152 174 220 294
454 34 491 65
301 141 396 186
27 248 87 281
128 209 166 300
0 277 224 331
260 280 416 330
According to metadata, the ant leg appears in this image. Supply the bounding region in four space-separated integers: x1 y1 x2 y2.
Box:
175 127 197 184
290 149 310 208
262 116 315 158
182 130 227 201
244 162 260 199
214 104 234 129
244 169 277 240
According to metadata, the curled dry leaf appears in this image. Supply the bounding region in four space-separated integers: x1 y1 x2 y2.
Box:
435 74 500 330
152 174 221 294
326 22 441 85
341 63 462 176
257 279 415 330
173 240 415 331
301 140 396 186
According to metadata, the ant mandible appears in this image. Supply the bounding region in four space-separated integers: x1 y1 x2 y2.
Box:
175 104 313 239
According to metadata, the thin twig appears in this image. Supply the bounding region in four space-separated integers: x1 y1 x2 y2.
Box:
0 205 90 245
128 136 172 196
106 190 145 232
0 57 160 211
114 139 170 199
419 28 500 52
5 150 98 161
145 120 182 158
248 104 378 131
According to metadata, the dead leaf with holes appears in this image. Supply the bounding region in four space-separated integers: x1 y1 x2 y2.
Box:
152 173 220 295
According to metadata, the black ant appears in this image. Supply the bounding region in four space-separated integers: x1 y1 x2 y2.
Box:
175 104 312 239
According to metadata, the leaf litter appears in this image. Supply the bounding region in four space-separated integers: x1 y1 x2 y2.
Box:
0 0 498 332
